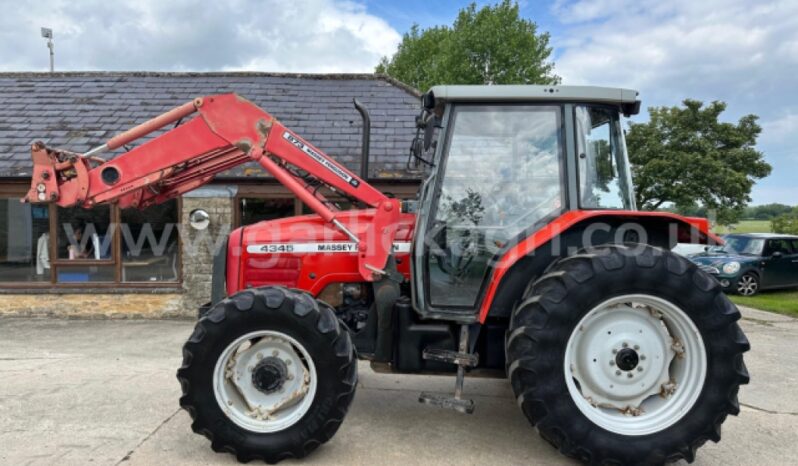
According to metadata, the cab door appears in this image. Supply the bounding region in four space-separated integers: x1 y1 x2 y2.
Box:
412 103 566 318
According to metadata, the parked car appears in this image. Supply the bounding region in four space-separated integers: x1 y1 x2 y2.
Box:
688 233 798 295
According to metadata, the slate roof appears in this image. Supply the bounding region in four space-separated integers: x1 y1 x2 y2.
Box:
0 72 421 179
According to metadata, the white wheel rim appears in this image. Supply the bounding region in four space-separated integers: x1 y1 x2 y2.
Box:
738 275 757 296
564 294 707 436
213 330 317 433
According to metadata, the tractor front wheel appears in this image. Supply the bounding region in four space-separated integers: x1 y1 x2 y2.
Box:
177 286 357 463
506 244 750 465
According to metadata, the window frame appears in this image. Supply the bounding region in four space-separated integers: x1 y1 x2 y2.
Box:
0 184 182 289
573 103 635 211
419 102 569 311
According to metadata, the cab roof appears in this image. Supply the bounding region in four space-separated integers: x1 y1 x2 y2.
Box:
426 84 641 115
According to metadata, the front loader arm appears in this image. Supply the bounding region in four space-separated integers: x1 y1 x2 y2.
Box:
23 93 400 281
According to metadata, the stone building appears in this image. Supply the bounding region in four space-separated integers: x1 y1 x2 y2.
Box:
0 72 421 317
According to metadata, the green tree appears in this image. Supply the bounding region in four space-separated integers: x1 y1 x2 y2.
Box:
772 213 798 235
376 1 558 91
626 100 771 225
743 203 794 220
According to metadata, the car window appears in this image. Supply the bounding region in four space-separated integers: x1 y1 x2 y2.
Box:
765 239 793 256
723 236 764 255
792 240 798 253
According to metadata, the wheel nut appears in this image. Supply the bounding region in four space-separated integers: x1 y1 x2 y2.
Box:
640 355 646 361
622 342 628 348
609 361 615 366
272 350 279 357
634 345 640 350
627 373 633 378
637 367 643 372
615 370 622 376
612 349 618 354
285 359 292 365
256 353 264 360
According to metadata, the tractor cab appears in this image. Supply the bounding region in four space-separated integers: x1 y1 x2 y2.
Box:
409 85 641 320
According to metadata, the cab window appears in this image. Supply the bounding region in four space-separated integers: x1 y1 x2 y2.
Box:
575 106 634 209
425 104 564 308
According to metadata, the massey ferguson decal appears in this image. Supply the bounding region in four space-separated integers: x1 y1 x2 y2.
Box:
247 242 411 254
283 131 360 187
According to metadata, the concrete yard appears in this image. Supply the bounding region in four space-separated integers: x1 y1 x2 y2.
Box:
0 307 796 466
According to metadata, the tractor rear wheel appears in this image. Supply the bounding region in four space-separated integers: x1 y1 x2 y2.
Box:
506 244 749 465
177 286 357 463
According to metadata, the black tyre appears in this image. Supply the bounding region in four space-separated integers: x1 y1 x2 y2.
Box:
506 244 750 465
177 286 357 463
735 272 760 296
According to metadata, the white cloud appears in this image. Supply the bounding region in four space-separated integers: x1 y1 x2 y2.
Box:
761 113 798 146
0 0 401 73
550 0 798 205
551 0 798 105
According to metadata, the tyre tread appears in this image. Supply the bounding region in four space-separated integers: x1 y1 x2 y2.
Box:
506 244 750 465
176 286 356 464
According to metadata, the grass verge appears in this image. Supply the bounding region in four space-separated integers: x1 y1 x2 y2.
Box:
729 290 798 318
715 220 773 234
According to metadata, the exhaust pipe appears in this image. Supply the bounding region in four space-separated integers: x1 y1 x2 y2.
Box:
353 98 371 180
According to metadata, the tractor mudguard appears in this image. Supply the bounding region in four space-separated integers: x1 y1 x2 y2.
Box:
478 210 722 322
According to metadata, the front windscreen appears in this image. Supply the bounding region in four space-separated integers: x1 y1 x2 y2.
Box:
722 236 765 256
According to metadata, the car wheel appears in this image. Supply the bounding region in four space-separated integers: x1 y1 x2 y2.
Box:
736 273 759 296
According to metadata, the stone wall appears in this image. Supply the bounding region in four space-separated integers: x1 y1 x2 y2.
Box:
0 293 184 319
179 186 236 313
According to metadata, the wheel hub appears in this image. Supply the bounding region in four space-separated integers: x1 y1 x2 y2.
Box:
252 357 288 394
213 331 316 433
615 348 639 371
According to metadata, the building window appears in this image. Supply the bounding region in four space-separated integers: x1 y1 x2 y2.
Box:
0 193 180 287
0 199 50 282
57 205 112 260
238 198 296 226
121 201 180 282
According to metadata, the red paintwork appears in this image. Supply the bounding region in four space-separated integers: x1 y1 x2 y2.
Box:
230 208 720 323
228 209 416 297
24 94 398 281
476 210 722 322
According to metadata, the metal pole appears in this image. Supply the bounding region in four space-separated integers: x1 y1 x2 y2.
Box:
48 39 54 72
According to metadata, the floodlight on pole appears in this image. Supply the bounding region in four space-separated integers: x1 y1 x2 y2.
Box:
40 27 54 72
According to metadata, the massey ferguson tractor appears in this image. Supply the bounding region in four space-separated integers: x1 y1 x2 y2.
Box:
23 85 749 465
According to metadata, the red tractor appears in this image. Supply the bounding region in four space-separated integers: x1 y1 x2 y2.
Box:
24 85 749 465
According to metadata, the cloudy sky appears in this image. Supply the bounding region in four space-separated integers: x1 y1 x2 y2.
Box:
0 0 794 204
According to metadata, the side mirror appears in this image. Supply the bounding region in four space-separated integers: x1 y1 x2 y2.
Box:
422 92 435 110
423 115 436 151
